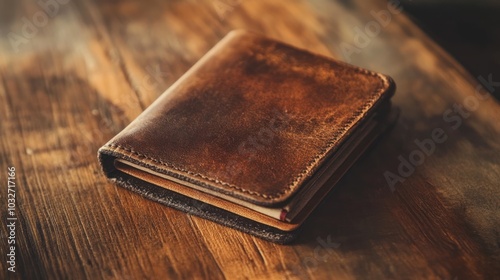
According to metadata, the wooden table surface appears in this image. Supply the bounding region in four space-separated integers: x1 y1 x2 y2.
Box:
1 0 499 279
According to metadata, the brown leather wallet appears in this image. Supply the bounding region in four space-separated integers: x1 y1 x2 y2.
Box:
98 30 397 243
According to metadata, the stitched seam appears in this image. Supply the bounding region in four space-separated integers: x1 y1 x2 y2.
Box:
106 144 273 198
106 69 388 200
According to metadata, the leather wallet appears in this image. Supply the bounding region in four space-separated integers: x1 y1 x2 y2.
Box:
98 30 397 243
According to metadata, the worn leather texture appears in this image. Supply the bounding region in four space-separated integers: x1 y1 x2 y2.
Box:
98 30 396 243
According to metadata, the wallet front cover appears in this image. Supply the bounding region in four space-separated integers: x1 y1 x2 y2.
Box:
98 30 395 243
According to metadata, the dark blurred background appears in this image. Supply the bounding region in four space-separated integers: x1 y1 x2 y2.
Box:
401 0 500 100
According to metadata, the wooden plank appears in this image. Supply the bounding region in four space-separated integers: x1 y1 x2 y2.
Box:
0 0 499 279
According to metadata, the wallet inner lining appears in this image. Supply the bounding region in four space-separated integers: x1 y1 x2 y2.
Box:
115 159 284 218
113 159 300 231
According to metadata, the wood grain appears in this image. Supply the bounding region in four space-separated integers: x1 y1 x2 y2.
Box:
1 0 499 279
